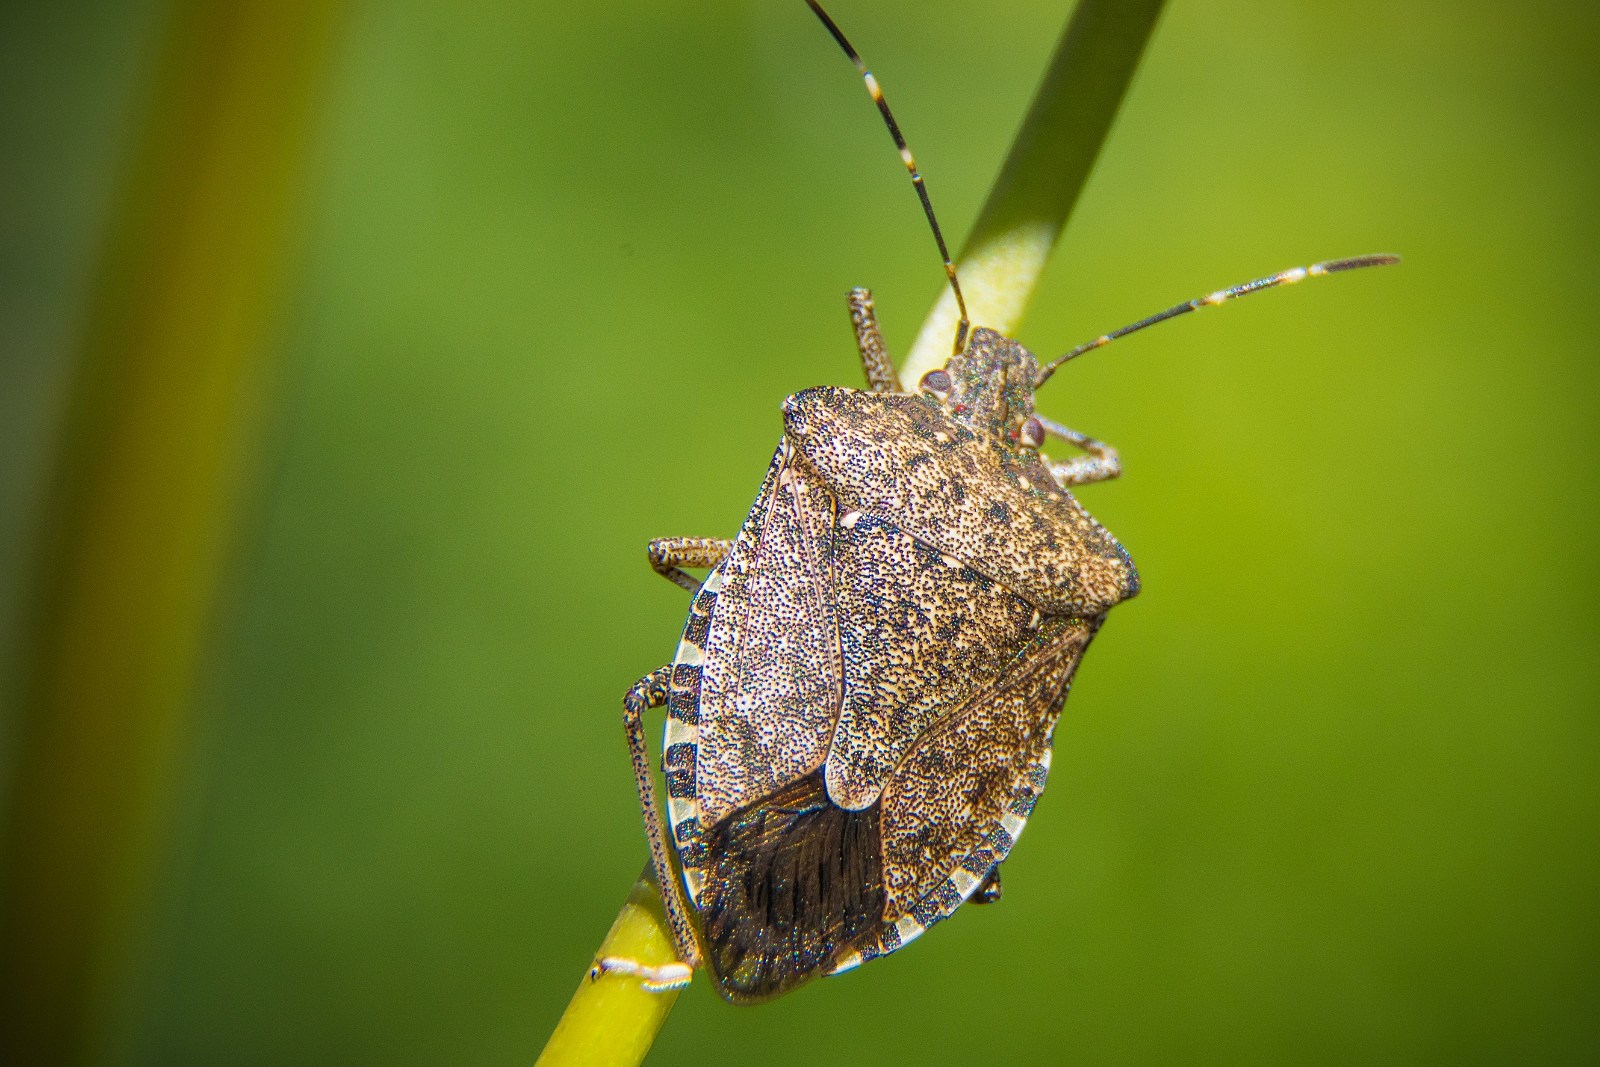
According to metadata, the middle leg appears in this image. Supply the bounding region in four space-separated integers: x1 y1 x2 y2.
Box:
1036 415 1122 488
648 537 733 594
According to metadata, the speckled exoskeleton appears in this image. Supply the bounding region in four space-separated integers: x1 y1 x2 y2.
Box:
592 0 1395 1003
604 295 1139 1004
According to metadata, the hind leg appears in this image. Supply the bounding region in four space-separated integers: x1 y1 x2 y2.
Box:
969 865 1003 905
590 668 703 992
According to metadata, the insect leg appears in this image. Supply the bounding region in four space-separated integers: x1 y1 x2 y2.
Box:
846 287 903 394
648 537 734 594
1036 415 1122 487
592 667 704 991
969 865 1003 905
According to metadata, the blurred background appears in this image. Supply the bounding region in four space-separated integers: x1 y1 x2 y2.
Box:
2 0 1596 1063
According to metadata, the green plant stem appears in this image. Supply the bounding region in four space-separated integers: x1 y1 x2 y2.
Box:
536 867 684 1067
0 2 344 1062
538 2 1166 1063
902 0 1168 384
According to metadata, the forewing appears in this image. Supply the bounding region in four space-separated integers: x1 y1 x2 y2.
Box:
783 388 1137 616
824 513 1037 810
866 615 1099 952
692 438 842 830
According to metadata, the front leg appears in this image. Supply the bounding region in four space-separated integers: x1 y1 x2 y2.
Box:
648 537 733 594
1036 415 1122 487
847 287 902 394
591 667 704 993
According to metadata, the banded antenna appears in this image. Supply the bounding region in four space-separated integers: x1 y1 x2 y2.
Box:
1034 254 1401 387
806 0 971 354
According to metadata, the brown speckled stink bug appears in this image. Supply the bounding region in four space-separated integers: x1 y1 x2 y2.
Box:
594 1 1396 1003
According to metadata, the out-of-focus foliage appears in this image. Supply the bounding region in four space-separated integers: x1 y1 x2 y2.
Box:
1 1 1595 1064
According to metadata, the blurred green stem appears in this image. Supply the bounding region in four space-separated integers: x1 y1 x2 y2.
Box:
903 0 1167 383
537 2 1164 1063
0 1 344 1062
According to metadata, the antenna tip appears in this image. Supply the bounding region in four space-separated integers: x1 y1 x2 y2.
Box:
1325 253 1402 271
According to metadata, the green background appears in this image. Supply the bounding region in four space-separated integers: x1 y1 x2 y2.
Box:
3 0 1597 1063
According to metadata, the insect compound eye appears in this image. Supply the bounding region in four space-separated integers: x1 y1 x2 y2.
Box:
1017 417 1045 449
918 369 953 401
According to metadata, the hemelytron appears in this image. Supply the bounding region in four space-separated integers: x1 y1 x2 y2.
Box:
593 0 1396 1002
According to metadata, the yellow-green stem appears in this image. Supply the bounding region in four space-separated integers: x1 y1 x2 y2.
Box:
537 2 1166 1063
536 867 684 1067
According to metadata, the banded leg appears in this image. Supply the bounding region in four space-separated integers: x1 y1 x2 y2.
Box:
1037 415 1122 487
648 537 733 594
970 865 1003 905
847 287 902 394
592 667 703 992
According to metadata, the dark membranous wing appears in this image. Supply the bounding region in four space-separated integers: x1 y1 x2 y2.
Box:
700 771 884 1003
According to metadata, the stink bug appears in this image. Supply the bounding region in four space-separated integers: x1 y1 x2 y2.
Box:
594 0 1396 1002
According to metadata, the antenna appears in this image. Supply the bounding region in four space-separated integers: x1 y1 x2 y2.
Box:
805 0 971 353
1034 254 1400 386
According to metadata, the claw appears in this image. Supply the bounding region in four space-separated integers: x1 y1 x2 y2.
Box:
591 955 694 993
